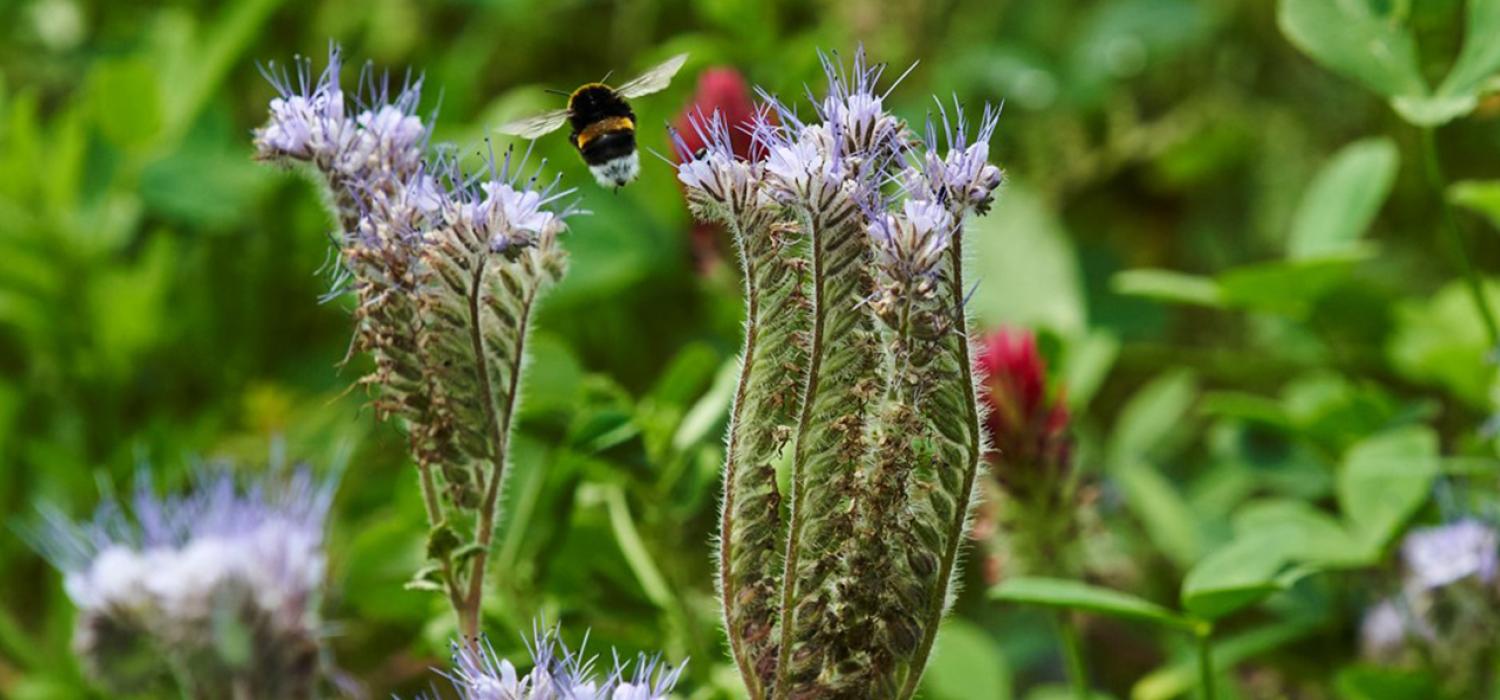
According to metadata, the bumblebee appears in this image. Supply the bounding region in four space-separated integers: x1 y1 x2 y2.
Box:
498 53 689 189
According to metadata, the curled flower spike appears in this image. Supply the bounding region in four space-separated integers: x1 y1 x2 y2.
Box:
31 466 335 699
434 625 684 700
255 47 577 644
670 45 1004 699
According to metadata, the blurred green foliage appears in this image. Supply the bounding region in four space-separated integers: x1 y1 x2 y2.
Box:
4 0 1500 697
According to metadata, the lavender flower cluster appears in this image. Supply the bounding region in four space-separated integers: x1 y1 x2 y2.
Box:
434 627 683 700
254 46 574 643
32 468 334 698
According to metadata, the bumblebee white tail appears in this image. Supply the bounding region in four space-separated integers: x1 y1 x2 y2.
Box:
589 151 640 189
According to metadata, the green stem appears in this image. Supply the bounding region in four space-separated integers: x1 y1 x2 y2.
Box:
1057 611 1089 700
1420 127 1500 349
1197 631 1216 700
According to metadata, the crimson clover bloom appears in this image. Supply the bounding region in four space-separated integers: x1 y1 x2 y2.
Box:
978 328 1071 472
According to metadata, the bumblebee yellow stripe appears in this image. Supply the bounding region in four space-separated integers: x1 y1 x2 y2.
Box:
576 116 635 150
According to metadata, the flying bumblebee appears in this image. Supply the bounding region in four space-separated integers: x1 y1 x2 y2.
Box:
498 53 689 190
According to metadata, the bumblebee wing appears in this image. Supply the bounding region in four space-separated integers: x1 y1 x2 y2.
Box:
615 53 689 99
496 109 571 139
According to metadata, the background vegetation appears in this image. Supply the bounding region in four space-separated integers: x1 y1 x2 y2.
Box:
3 0 1499 697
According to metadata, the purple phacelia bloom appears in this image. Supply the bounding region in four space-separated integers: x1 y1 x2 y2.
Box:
1401 518 1499 590
868 197 955 282
670 109 765 217
31 466 335 698
435 625 684 700
255 45 428 189
906 98 1003 216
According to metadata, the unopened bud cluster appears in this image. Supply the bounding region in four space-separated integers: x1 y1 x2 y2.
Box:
673 48 1003 699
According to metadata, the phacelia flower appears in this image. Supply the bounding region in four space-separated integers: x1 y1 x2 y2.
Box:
1401 519 1499 590
1359 519 1500 694
810 47 907 164
978 328 1070 471
905 99 1004 217
868 197 955 283
256 46 429 193
32 467 335 699
671 67 764 273
436 626 684 700
672 109 765 219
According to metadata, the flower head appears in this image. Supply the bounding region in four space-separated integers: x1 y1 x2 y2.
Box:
868 197 954 282
810 47 907 163
672 108 765 217
438 625 683 700
1401 519 1499 590
32 466 334 697
906 99 1004 216
977 328 1070 471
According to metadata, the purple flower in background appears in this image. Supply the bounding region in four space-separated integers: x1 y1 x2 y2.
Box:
1359 518 1500 692
31 467 335 698
1401 519 1499 590
435 625 684 700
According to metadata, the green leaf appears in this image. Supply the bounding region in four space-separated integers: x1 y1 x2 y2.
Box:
1277 0 1427 102
87 57 164 149
1115 460 1205 567
1335 664 1439 700
1232 500 1371 566
1387 279 1500 408
1216 254 1367 316
1434 0 1500 106
1107 370 1198 468
1181 535 1298 619
920 619 1011 700
1287 138 1398 259
402 564 447 593
1449 179 1500 232
1111 269 1223 307
1132 615 1323 700
1059 330 1120 414
1337 427 1439 552
991 577 1195 630
969 181 1088 334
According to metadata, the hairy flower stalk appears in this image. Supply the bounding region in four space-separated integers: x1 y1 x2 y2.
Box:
675 48 1003 699
254 46 575 643
30 467 335 699
427 625 684 700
